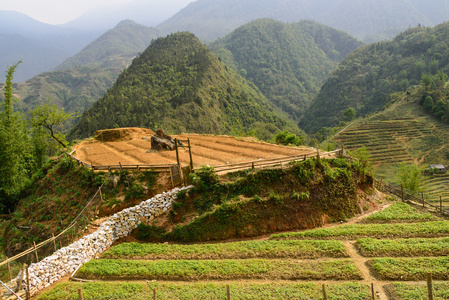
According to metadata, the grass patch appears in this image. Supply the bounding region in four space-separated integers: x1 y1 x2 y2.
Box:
368 257 449 281
385 282 449 300
102 240 349 260
76 258 362 281
356 237 449 257
361 202 438 223
270 221 449 240
38 281 373 300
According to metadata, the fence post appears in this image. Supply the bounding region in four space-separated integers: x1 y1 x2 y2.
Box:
226 285 231 300
188 138 194 171
371 283 375 300
440 196 443 213
427 273 433 300
25 264 30 300
401 184 404 202
322 284 328 300
99 186 103 202
153 287 157 300
379 176 383 191
79 288 84 300
33 241 39 262
175 139 180 170
422 192 425 208
17 264 24 292
6 257 11 282
52 234 57 252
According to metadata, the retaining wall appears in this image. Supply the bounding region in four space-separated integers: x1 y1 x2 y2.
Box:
15 186 193 296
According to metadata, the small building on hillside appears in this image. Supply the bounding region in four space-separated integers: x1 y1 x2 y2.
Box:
425 164 447 174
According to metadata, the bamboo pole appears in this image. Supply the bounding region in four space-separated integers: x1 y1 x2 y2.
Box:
422 192 425 207
226 285 231 300
153 288 157 300
440 196 443 213
371 283 375 300
79 288 84 300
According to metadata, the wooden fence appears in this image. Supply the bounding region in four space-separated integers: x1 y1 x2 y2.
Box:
374 179 449 216
201 149 343 174
66 150 174 173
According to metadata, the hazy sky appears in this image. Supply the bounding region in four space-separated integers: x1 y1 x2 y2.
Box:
0 0 193 24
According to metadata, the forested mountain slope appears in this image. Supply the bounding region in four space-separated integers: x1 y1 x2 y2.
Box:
156 0 449 42
210 19 362 120
300 22 449 132
69 32 297 140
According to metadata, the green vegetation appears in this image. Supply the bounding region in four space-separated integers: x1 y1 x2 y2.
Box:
270 221 449 240
368 257 449 280
397 163 426 193
362 202 438 223
77 258 362 281
70 32 297 141
302 22 449 132
152 158 372 243
102 240 348 260
211 19 362 121
38 282 373 300
356 237 449 257
386 282 449 300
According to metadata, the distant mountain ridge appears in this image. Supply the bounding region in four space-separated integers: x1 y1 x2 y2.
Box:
69 32 298 140
0 10 101 82
210 19 363 120
157 0 449 42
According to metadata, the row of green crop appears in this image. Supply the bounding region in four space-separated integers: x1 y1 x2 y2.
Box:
76 259 362 281
270 221 449 240
356 237 449 257
102 240 348 260
369 256 449 281
362 202 439 223
387 282 449 300
38 282 373 300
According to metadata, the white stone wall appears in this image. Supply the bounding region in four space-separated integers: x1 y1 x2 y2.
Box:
18 186 193 295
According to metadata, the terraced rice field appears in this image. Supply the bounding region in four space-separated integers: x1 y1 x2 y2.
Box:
333 98 449 207
38 202 448 300
73 128 316 168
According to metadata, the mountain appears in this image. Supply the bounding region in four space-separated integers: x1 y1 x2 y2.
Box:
5 20 160 131
210 19 363 120
69 32 297 140
0 11 101 82
63 0 192 31
56 20 160 70
300 22 449 132
156 0 449 42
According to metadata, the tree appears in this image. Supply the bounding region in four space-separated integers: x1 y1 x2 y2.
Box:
422 96 434 112
433 100 447 119
349 146 372 173
0 62 33 210
31 102 76 148
397 163 425 193
343 107 356 121
421 74 435 90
